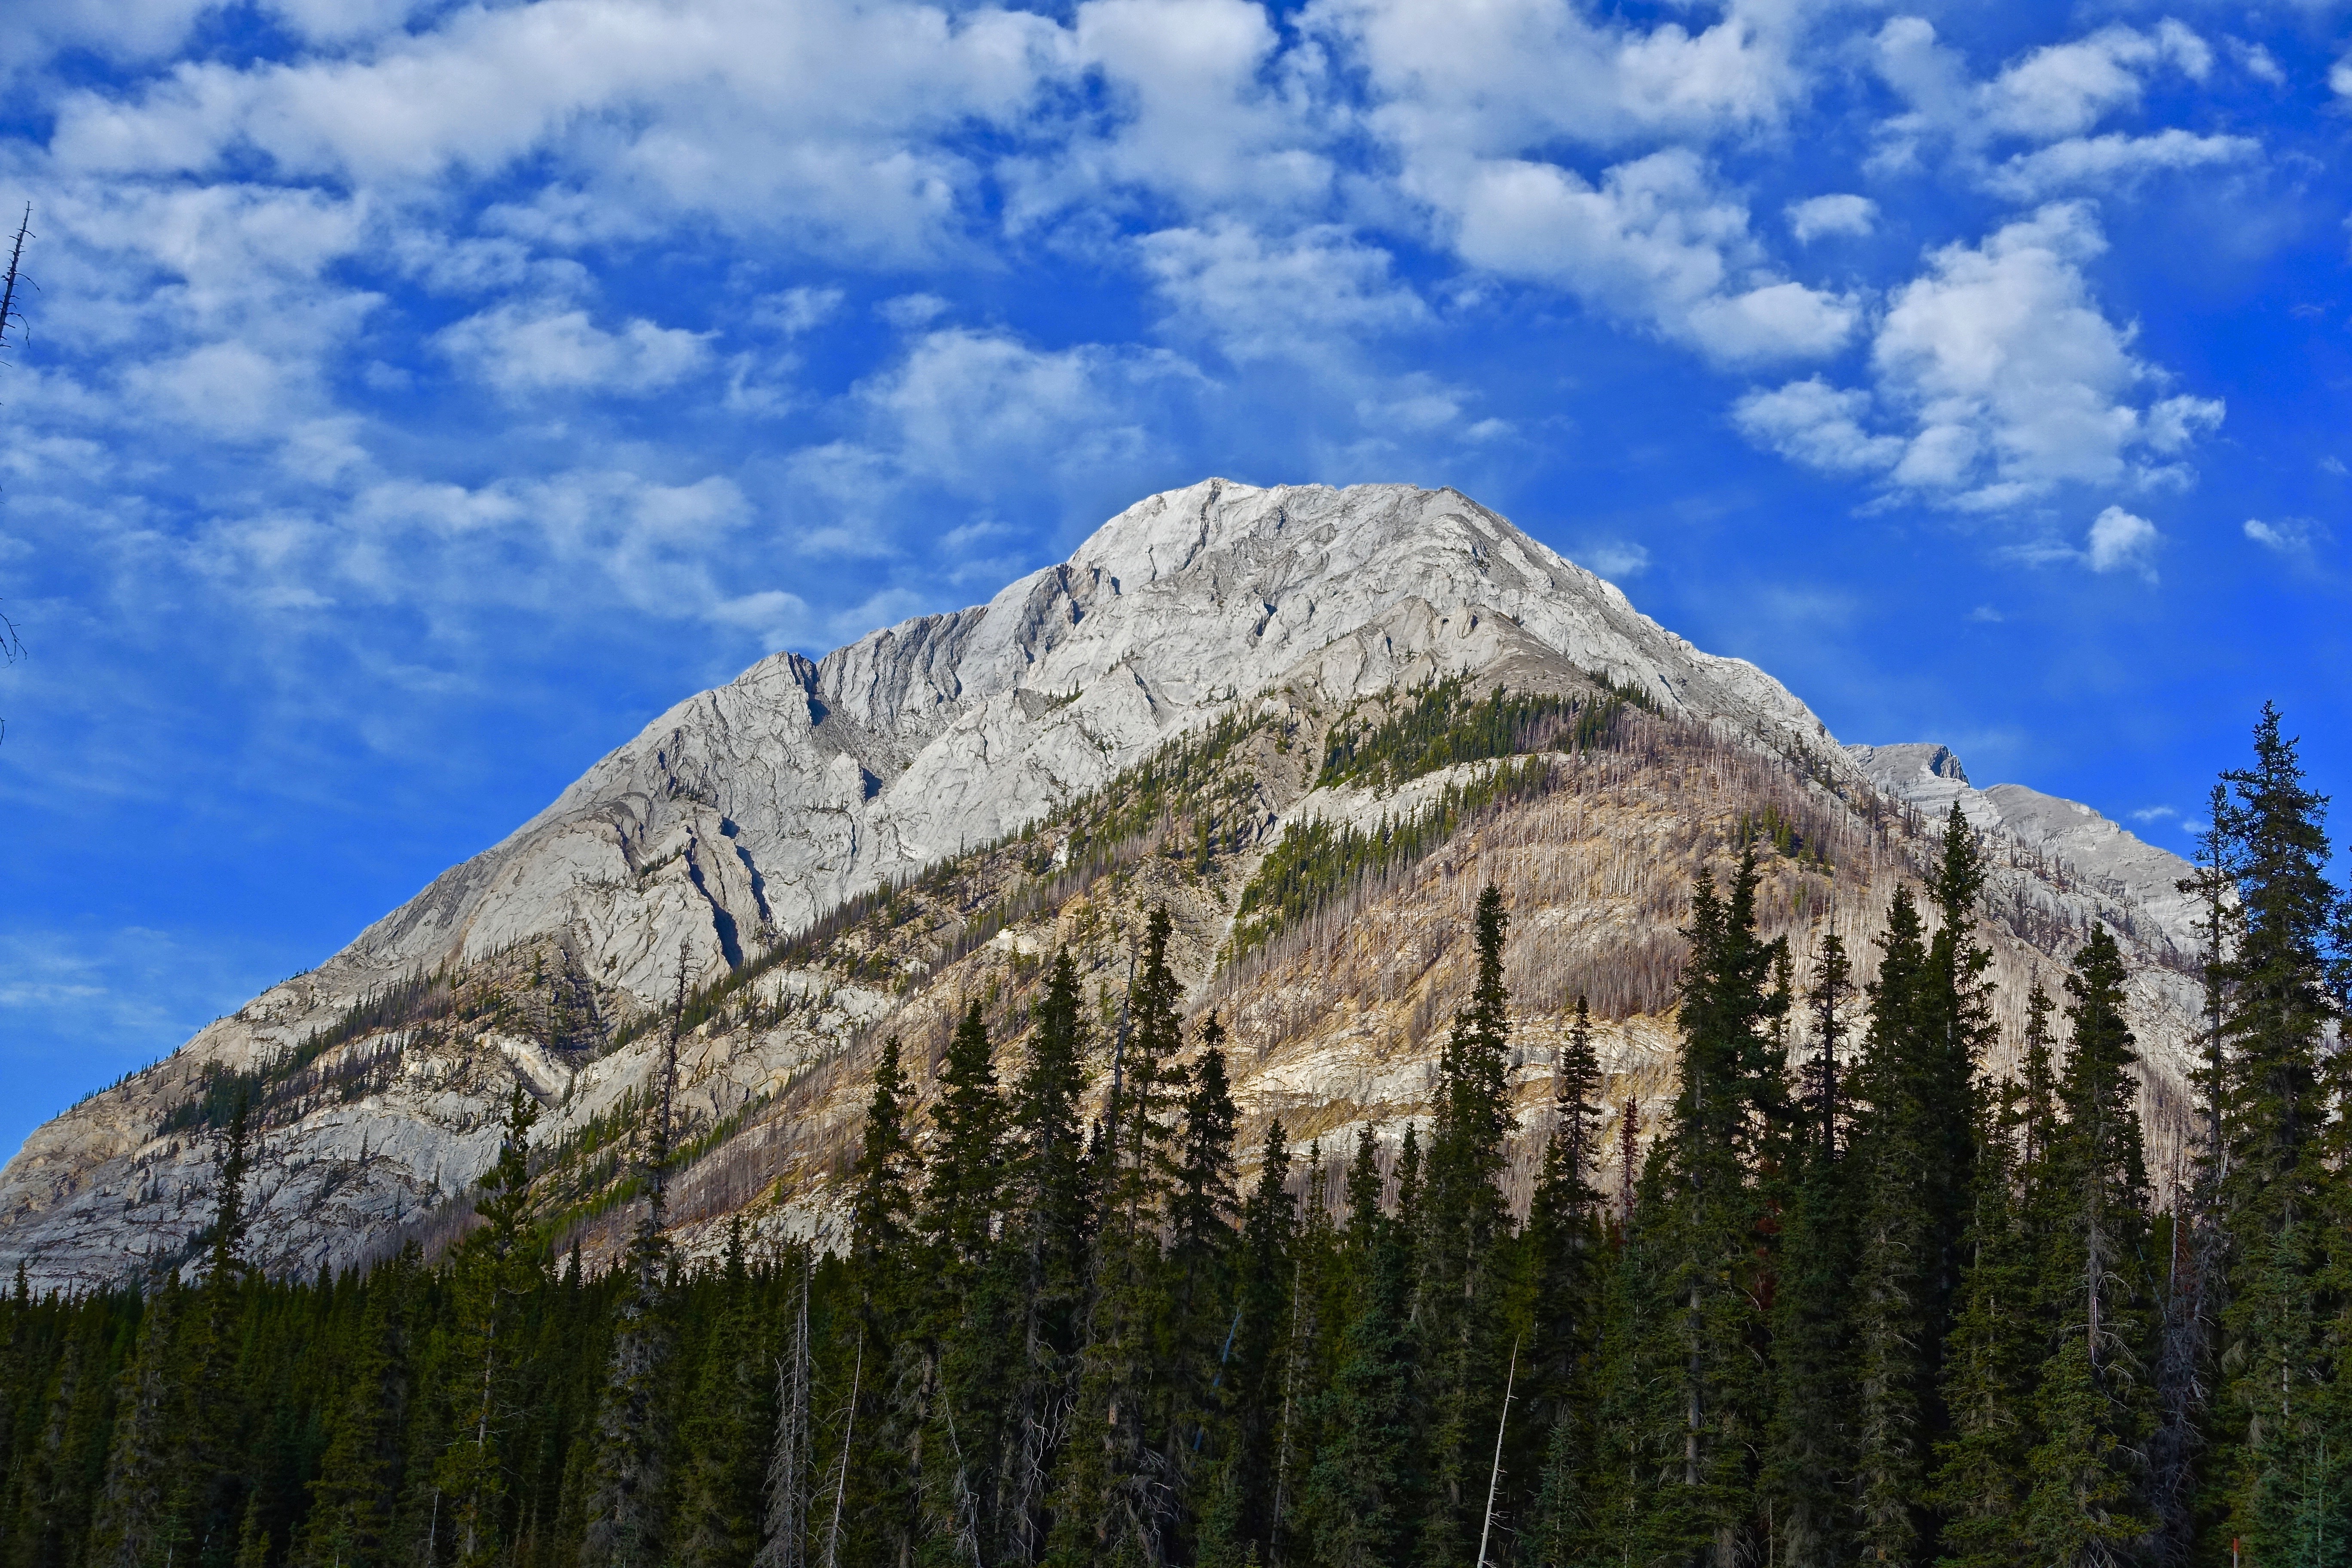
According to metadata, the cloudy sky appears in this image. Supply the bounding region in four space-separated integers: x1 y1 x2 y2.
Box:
2 0 2347 1155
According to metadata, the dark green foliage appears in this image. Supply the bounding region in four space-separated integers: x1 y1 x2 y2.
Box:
1230 759 1554 957
1316 675 1631 793
20 702 2352 1568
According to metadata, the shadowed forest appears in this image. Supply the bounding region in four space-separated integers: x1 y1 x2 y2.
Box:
2 706 2345 1568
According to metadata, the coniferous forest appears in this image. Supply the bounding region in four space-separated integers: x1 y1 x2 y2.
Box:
4 705 2348 1568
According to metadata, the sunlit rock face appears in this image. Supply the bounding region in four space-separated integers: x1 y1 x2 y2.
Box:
0 481 2205 1289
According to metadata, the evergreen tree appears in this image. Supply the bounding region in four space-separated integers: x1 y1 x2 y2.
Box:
1048 906 1189 1568
297 1252 413 1567
675 1220 773 1568
1414 885 1519 1568
1298 1129 1418 1568
998 952 1095 1567
842 1034 923 1568
1196 1118 1291 1568
2018 929 2156 1566
1523 996 1609 1565
2206 707 2344 1559
436 1085 541 1568
1639 851 1788 1565
1764 931 1858 1568
919 1001 1017 1565
1848 886 1937 1565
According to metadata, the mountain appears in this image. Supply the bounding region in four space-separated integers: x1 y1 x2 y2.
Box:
0 480 2209 1289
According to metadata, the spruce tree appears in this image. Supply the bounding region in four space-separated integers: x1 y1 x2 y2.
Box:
1298 1129 1418 1568
919 1001 1017 1564
1196 1118 1292 1568
1414 885 1519 1568
584 1044 683 1568
2207 706 2343 1558
674 1220 772 1568
1763 931 1858 1568
998 952 1095 1566
438 1085 541 1568
1048 906 1189 1568
2019 928 2156 1566
1639 852 1787 1564
1848 886 1936 1564
842 1034 922 1568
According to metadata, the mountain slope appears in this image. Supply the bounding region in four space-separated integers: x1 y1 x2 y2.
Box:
0 481 2208 1288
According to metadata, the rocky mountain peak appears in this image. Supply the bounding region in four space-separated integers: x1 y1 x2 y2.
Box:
0 480 2210 1290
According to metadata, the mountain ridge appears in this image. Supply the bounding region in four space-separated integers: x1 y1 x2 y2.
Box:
0 480 2206 1289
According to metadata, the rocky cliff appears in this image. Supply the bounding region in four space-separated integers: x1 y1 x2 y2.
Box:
0 481 2208 1289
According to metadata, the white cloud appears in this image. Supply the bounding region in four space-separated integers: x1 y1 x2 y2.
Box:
877 293 951 329
49 0 1078 262
2226 38 2285 87
435 303 713 396
2245 517 2325 553
752 286 845 336
1139 220 1427 361
2333 53 2352 100
1578 539 1650 579
2128 803 2178 824
2087 505 2159 578
1451 150 1857 364
1786 194 1876 243
855 328 1206 496
1732 377 1904 473
1984 129 2260 200
1739 205 2225 510
1874 18 2234 181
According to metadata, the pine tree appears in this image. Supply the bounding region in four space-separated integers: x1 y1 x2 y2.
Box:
998 952 1095 1567
1196 1118 1291 1568
1639 852 1788 1565
1048 906 1190 1568
1848 885 1936 1565
2018 928 2156 1566
1167 1022 1241 1548
675 1220 773 1568
89 1279 183 1568
1414 885 1519 1568
1522 995 1608 1565
438 1085 541 1568
1298 1128 1419 1568
919 1001 1017 1565
1764 932 1858 1568
297 1253 412 1567
842 1034 923 1568
1929 995 2040 1568
2208 707 2343 1559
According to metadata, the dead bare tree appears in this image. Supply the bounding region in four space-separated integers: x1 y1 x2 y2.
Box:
0 204 31 738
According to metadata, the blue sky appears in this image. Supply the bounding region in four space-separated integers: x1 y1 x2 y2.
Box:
2 0 2348 1159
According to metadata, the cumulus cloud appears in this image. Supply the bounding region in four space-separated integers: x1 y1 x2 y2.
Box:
1873 17 2245 194
435 304 713 396
49 0 1077 261
1786 194 1876 243
1737 205 2225 510
1451 150 1857 364
2087 505 2159 578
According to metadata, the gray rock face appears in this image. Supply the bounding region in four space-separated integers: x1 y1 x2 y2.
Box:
0 480 2205 1287
1847 741 2202 953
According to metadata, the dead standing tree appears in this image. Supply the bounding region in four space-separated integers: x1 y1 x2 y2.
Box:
0 204 32 734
